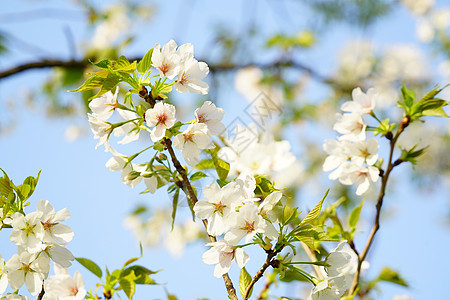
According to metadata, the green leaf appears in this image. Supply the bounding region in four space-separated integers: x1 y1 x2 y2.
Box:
399 144 429 165
422 106 449 118
239 267 252 298
195 159 215 170
121 265 158 285
171 188 180 229
301 189 329 225
91 59 111 69
282 205 299 226
119 277 136 299
68 76 105 93
22 171 40 200
137 48 154 74
378 267 408 287
401 82 415 110
207 150 230 181
90 73 120 100
348 199 364 229
373 119 396 137
190 171 207 181
0 171 13 197
75 257 103 278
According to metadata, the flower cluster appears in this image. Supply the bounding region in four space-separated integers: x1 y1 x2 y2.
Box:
308 242 368 300
194 173 283 277
323 88 380 195
218 123 303 188
1 200 76 297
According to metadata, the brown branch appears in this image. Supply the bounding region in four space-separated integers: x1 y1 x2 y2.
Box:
0 56 337 88
256 277 274 300
162 137 238 300
37 282 45 300
243 248 282 300
348 117 409 295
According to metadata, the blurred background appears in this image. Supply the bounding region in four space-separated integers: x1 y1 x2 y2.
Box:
1 0 449 299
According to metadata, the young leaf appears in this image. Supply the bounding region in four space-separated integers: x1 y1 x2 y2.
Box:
119 276 136 299
400 82 415 111
378 267 408 287
171 188 180 229
239 267 253 298
75 257 103 278
68 76 104 93
137 48 154 74
300 189 329 225
348 199 364 230
190 171 207 181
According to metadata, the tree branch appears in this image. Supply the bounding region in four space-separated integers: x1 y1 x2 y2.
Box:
0 56 337 88
162 137 238 300
348 116 409 295
243 248 282 300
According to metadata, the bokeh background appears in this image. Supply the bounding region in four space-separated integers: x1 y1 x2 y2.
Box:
1 0 449 299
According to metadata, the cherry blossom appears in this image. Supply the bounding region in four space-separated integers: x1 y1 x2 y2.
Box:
0 254 7 294
43 264 86 300
5 252 49 296
173 123 214 166
195 101 225 135
7 212 44 253
202 240 249 278
36 200 74 245
145 102 176 142
193 182 242 236
88 87 118 120
174 56 209 95
341 87 377 115
333 113 367 141
151 40 181 79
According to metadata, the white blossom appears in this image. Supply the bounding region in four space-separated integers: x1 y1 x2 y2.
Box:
202 240 249 278
173 123 214 166
348 138 379 166
41 245 75 269
341 88 377 115
43 264 86 300
195 101 225 135
174 56 209 95
87 113 112 151
224 202 268 245
0 254 7 294
338 164 379 196
88 87 118 120
113 109 140 145
145 102 176 142
7 212 44 253
194 182 243 236
5 252 49 296
333 113 367 142
37 200 73 245
151 40 181 79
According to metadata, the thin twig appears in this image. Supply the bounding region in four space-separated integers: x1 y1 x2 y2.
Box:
243 248 282 300
300 241 324 280
256 276 274 300
348 116 409 295
162 137 238 300
36 282 45 300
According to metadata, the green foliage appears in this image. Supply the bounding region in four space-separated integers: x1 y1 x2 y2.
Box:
239 267 252 298
136 48 154 73
300 189 329 225
75 257 103 278
255 175 278 196
267 31 315 50
398 84 449 122
0 169 41 215
376 267 408 287
373 119 396 137
80 247 159 299
399 144 429 166
348 199 364 231
206 148 230 181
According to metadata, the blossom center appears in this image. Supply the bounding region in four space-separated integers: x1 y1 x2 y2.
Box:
184 132 194 142
197 114 206 123
70 287 79 296
242 221 255 233
213 201 226 214
178 73 188 85
157 113 168 125
160 63 170 75
42 221 54 231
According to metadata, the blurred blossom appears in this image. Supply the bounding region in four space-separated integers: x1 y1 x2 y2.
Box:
64 125 86 142
91 4 131 49
379 45 429 83
335 40 375 82
235 67 284 106
401 0 434 15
